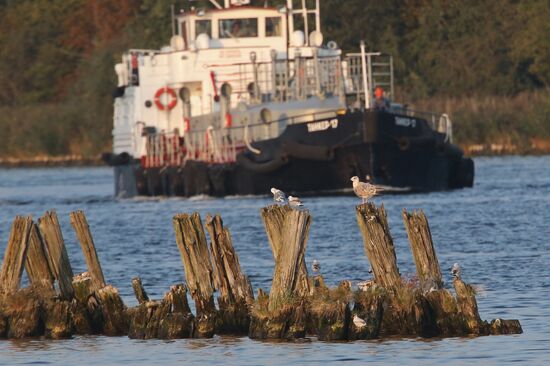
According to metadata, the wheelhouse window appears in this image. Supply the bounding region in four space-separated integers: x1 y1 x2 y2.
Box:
265 17 282 37
195 19 212 37
219 18 258 38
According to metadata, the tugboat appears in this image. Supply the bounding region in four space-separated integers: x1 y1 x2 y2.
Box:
106 0 474 198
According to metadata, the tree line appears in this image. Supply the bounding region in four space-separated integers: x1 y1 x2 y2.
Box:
0 0 549 158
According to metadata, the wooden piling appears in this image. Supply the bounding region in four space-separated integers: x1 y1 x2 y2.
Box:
3 288 42 338
260 205 311 305
70 210 106 291
38 211 74 300
71 272 100 334
205 214 253 334
172 213 216 338
95 285 128 336
249 205 311 339
128 283 195 339
0 216 33 295
308 281 353 341
25 223 54 291
348 285 385 340
402 209 443 290
355 203 401 288
156 284 195 339
132 277 150 305
453 277 484 334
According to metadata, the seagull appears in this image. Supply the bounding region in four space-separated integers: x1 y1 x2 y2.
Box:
312 259 321 274
288 195 303 206
353 314 367 329
270 187 286 203
451 263 461 280
351 176 379 203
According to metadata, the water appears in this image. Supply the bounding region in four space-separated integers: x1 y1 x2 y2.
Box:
0 156 549 365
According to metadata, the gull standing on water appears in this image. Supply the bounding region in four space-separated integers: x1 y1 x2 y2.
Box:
351 175 379 203
270 187 286 203
288 195 303 207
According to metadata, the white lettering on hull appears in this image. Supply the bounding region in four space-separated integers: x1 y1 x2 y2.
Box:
307 118 339 133
395 117 416 128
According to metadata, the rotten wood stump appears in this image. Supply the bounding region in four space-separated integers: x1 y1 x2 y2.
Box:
25 223 54 290
70 210 106 291
0 216 33 295
95 285 128 336
205 214 253 334
173 213 216 338
356 203 401 288
250 205 312 339
402 209 443 291
128 283 195 339
38 211 74 300
132 277 150 305
308 281 353 341
348 285 385 340
260 205 311 309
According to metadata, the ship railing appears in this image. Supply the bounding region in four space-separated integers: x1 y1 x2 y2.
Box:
209 55 343 107
142 108 343 167
343 53 394 103
391 106 453 143
142 131 185 168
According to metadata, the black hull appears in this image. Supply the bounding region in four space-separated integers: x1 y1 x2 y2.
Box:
114 110 474 198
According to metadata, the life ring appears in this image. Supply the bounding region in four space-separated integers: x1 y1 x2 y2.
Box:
154 87 177 111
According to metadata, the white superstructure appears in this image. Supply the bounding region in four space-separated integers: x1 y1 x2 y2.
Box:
113 0 394 166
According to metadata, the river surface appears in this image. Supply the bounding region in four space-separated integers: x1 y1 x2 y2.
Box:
0 156 549 365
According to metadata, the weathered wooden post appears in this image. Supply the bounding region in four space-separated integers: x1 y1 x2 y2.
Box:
402 209 443 290
156 284 195 339
205 214 253 334
308 280 353 341
249 205 311 340
356 203 434 337
25 223 55 291
0 216 33 295
355 203 401 288
0 216 37 338
128 281 195 339
260 205 310 298
70 210 106 291
131 277 150 305
38 211 74 300
173 213 217 338
95 285 128 336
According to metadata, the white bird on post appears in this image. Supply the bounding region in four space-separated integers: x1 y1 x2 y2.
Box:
270 187 286 203
351 175 380 203
288 195 303 207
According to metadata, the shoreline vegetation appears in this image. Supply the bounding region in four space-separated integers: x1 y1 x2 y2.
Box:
1 0 549 166
2 89 550 167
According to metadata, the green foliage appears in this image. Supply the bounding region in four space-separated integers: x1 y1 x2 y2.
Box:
0 0 549 158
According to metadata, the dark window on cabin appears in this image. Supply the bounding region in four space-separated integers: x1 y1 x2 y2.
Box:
266 17 282 37
219 18 258 38
196 19 212 37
